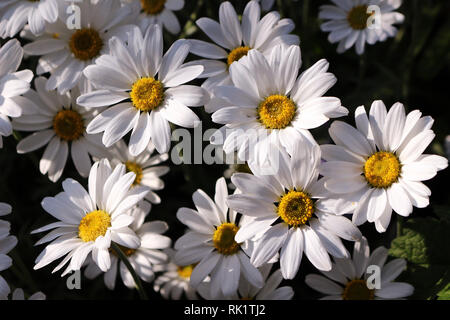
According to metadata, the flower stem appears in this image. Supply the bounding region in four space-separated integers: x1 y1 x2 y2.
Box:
111 242 148 300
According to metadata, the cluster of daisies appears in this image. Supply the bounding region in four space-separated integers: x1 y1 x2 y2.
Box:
0 0 447 301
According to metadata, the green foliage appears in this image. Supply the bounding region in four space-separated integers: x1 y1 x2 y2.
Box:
435 272 450 300
389 209 450 299
390 217 450 266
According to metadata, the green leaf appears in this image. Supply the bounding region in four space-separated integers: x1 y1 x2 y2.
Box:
436 274 450 300
390 217 450 265
389 215 450 299
437 288 450 300
390 227 428 265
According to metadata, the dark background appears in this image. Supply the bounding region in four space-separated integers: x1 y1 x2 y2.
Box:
0 0 449 300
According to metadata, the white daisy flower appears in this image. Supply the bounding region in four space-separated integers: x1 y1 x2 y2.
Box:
174 177 264 299
23 0 135 94
85 201 171 290
101 139 169 204
77 24 208 156
0 203 17 299
305 236 414 300
319 0 405 55
227 141 362 280
1 288 46 300
189 0 299 92
198 263 294 300
319 101 448 232
210 44 348 164
13 76 106 182
32 158 150 275
153 248 198 300
0 39 33 148
0 0 58 38
124 0 184 35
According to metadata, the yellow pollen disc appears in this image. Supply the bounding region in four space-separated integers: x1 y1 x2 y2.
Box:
278 190 314 227
364 151 401 188
257 95 296 130
125 161 143 186
212 223 240 255
141 0 166 15
130 77 165 112
53 109 84 141
227 46 250 67
347 5 373 30
78 210 111 242
177 264 195 279
342 279 375 300
69 28 103 61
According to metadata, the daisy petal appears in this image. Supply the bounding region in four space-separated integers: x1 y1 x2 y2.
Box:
305 274 343 295
190 252 220 288
375 282 414 299
251 223 288 268
280 228 303 279
302 225 332 271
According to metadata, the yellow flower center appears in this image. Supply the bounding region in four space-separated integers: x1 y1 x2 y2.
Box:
278 190 314 227
69 28 103 61
125 161 143 186
78 210 111 242
227 46 250 67
347 5 373 30
212 223 240 255
53 109 84 141
257 95 296 129
364 151 401 188
130 77 165 112
177 264 195 279
141 0 166 15
342 279 375 300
